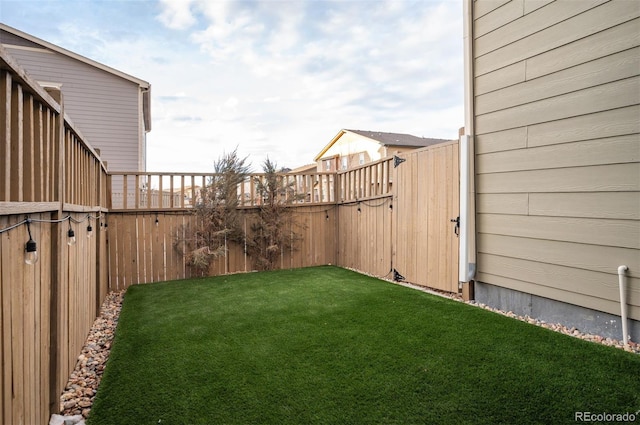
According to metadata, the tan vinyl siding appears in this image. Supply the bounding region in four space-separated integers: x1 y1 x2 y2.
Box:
475 1 638 76
472 0 640 319
2 45 143 172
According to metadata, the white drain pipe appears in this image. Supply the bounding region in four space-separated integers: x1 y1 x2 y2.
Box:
459 0 476 285
618 265 629 347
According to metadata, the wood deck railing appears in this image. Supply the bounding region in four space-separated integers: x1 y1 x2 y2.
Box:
108 171 340 210
338 156 394 202
108 158 396 211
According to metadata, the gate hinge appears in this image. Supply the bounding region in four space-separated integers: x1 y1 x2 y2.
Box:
393 155 406 168
393 268 406 282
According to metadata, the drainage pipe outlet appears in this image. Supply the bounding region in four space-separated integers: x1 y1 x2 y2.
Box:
618 265 629 347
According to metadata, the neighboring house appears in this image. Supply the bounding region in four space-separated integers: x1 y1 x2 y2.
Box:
460 0 640 341
174 185 201 207
0 23 151 172
314 129 451 172
289 163 317 174
289 163 326 203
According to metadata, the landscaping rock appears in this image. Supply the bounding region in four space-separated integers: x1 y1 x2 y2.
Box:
470 301 640 354
49 414 84 425
57 290 125 419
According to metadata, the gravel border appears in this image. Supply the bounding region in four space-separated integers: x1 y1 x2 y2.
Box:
59 291 125 419
57 278 638 419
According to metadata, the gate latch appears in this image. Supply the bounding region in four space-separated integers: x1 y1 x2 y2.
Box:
450 216 460 237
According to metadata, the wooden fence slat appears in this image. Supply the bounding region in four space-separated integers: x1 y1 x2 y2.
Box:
0 72 11 201
180 176 185 208
0 216 12 424
146 175 152 210
23 94 35 202
10 82 23 202
10 224 25 423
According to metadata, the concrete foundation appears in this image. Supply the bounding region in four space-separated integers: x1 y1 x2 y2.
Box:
475 281 640 343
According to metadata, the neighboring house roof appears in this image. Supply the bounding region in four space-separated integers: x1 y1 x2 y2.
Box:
314 129 451 161
346 129 449 148
0 23 151 131
289 163 317 174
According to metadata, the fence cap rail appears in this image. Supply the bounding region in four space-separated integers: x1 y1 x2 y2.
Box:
108 171 338 177
0 201 60 215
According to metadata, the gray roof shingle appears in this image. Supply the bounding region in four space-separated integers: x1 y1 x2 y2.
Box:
346 129 451 147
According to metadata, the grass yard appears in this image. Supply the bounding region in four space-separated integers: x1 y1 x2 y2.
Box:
88 266 640 424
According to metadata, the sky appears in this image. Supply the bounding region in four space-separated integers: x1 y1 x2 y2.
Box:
0 0 464 172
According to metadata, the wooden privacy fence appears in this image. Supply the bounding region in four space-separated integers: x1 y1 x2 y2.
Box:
0 45 109 424
106 206 339 290
107 142 459 294
337 141 460 293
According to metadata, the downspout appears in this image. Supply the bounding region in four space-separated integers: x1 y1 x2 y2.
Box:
618 265 629 347
459 0 477 288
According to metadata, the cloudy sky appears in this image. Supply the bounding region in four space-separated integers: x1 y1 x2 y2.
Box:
1 0 463 172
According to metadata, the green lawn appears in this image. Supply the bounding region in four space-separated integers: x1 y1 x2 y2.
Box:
88 266 640 425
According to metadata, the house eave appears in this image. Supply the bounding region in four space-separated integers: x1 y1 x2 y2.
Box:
0 23 151 89
314 129 347 161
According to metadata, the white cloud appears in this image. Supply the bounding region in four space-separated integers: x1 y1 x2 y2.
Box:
153 0 463 169
157 0 197 30
1 0 463 172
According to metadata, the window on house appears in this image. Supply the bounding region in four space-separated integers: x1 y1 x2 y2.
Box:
341 157 348 170
325 160 331 171
359 153 365 165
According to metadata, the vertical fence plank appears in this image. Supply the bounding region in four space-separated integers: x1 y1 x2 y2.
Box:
0 216 12 424
180 176 185 208
10 224 25 423
10 82 24 202
23 93 35 202
0 72 11 201
38 217 51 425
34 104 44 202
169 175 174 209
23 218 36 425
134 174 140 209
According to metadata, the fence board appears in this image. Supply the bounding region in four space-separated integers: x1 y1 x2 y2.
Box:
0 216 12 425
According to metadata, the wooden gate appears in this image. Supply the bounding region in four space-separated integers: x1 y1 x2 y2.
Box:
392 141 459 293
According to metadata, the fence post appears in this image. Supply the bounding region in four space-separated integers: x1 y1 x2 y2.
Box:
48 88 65 415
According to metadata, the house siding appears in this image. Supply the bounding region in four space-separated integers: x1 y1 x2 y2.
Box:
472 0 640 325
1 35 144 172
317 132 384 170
